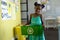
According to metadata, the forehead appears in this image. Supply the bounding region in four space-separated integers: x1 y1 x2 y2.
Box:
35 6 42 8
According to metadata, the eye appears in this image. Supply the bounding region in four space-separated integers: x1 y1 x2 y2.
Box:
37 8 40 10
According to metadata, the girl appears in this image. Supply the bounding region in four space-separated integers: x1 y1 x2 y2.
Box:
26 2 45 40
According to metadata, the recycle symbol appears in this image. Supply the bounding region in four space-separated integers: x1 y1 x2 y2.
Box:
27 27 34 34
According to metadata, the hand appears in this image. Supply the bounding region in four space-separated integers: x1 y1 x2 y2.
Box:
42 25 46 31
25 23 29 25
44 28 47 30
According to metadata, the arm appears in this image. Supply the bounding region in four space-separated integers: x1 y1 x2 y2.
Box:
39 14 45 27
25 14 32 25
40 14 47 30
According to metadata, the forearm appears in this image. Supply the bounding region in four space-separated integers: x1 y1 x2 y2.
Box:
26 20 30 25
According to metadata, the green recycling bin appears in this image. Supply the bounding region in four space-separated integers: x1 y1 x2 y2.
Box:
21 25 44 36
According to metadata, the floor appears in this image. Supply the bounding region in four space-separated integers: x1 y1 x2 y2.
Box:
26 28 58 40
44 28 58 40
21 21 58 40
58 27 60 40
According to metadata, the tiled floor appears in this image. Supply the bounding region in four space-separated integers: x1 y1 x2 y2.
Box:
44 28 58 40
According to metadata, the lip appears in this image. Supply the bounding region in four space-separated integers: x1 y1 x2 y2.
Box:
36 9 40 12
37 10 40 11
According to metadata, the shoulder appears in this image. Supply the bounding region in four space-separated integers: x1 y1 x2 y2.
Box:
39 14 42 17
30 13 34 16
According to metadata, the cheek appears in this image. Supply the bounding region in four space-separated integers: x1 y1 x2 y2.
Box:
40 7 42 10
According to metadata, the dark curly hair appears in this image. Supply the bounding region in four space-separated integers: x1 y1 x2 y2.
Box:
34 2 45 9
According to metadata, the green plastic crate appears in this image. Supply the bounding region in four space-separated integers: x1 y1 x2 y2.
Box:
21 25 44 36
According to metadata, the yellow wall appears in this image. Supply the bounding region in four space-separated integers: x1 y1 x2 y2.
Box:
0 0 21 40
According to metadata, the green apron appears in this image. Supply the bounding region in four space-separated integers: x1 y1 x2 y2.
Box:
29 16 45 40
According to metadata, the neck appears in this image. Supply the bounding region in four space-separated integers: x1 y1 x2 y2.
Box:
35 12 40 15
35 11 40 14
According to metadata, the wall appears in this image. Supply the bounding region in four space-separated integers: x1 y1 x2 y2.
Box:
28 0 37 20
28 0 60 19
0 0 21 40
44 0 60 18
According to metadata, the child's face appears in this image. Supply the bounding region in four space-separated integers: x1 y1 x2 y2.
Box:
35 6 42 13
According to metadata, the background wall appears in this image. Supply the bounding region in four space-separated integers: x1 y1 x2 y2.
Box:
28 0 37 20
28 0 60 19
20 0 60 22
